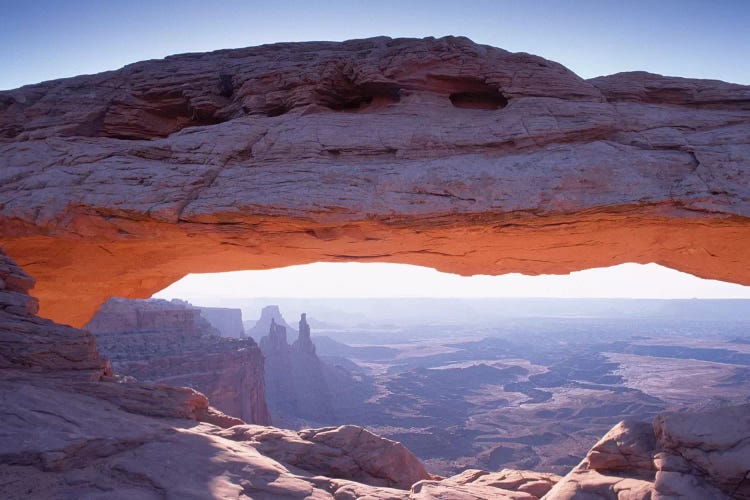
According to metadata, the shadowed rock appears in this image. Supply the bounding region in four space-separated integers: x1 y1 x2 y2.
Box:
86 297 271 424
1 35 750 498
259 310 335 425
215 424 432 489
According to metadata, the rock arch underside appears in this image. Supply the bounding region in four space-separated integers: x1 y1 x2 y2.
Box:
2 37 750 499
1 36 750 327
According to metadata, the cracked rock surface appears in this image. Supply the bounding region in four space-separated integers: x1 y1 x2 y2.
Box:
545 405 750 499
214 424 431 489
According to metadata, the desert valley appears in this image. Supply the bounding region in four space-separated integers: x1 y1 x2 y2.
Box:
86 295 750 480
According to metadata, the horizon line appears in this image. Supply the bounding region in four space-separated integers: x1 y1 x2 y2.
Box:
154 296 750 301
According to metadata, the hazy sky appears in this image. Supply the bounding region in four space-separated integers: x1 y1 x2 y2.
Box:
2 0 749 90
153 263 750 301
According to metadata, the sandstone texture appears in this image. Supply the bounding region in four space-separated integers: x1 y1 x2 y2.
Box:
0 378 404 500
2 35 750 499
0 247 110 377
0 247 244 427
215 424 432 489
86 297 271 424
411 469 560 499
545 405 750 499
0 36 748 327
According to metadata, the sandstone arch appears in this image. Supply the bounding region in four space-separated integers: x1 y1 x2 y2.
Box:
1 36 749 327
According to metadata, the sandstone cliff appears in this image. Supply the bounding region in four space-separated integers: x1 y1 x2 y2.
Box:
86 297 271 425
6 242 745 498
198 305 246 338
0 37 748 327
0 247 244 429
259 311 335 426
247 304 299 341
0 248 110 379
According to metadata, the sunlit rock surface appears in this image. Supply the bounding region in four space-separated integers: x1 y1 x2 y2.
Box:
1 35 750 498
412 469 560 499
546 406 750 499
0 36 749 327
214 424 432 489
0 248 544 498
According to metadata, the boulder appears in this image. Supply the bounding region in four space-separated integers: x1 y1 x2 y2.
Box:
654 404 750 498
545 407 750 499
216 424 431 489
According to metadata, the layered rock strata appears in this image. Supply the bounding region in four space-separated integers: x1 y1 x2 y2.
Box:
86 297 271 424
198 305 246 338
2 35 750 498
0 37 748 327
0 246 243 429
0 249 548 499
0 248 109 378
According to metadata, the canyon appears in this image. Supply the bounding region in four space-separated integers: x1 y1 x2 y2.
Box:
1 35 750 498
86 297 271 425
2 248 749 498
307 308 750 478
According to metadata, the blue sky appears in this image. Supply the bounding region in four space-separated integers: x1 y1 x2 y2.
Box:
2 0 749 90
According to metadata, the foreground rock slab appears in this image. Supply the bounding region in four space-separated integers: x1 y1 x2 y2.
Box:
215 424 432 489
412 469 560 499
546 407 750 499
2 246 750 498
